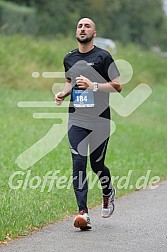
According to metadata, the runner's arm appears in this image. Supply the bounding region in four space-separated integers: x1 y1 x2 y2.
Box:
76 75 122 93
55 79 72 105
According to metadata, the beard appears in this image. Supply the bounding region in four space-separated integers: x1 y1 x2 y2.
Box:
76 34 94 44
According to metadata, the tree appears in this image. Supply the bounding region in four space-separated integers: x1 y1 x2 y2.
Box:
34 0 79 36
2 0 166 49
5 0 34 6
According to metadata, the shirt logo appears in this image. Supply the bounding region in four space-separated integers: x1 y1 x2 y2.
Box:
87 62 94 66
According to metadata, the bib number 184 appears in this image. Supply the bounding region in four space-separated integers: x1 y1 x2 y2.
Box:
72 89 94 107
76 95 88 103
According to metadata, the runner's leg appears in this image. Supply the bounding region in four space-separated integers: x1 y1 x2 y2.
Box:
68 125 91 213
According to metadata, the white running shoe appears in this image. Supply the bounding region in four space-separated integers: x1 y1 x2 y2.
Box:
101 187 115 218
74 210 92 230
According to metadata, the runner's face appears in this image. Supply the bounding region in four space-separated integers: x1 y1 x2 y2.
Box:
76 19 96 43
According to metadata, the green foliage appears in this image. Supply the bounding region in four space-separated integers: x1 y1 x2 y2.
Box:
0 0 37 35
0 36 166 90
157 16 167 50
35 0 79 37
1 0 167 49
0 35 76 89
6 0 33 5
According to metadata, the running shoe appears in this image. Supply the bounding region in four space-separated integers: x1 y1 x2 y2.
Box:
101 187 115 218
74 210 92 230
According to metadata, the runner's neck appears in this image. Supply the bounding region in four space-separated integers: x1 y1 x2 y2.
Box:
78 42 94 53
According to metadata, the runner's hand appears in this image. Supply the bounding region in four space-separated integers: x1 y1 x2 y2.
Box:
55 92 65 105
76 75 93 90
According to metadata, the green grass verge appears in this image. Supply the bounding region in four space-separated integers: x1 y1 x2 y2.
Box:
0 36 167 241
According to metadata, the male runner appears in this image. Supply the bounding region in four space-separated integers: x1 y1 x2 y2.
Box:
55 17 122 230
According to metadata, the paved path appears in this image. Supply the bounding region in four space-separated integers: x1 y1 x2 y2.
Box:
1 180 167 252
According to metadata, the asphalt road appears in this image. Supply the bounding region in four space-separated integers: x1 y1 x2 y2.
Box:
1 180 167 252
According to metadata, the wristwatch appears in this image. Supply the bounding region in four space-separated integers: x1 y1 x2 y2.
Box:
93 82 99 92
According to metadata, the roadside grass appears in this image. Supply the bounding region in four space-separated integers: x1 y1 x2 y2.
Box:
0 36 167 241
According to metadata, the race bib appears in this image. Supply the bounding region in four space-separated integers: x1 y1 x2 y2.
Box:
72 89 94 107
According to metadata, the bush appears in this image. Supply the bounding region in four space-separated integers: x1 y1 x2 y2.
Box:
0 0 37 35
